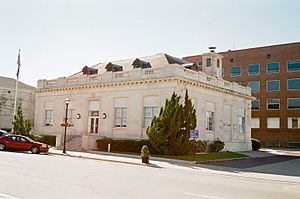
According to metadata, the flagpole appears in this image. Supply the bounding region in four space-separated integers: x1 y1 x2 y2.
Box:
12 49 21 132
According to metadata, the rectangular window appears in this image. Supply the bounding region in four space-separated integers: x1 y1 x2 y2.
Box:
251 118 260 128
287 79 300 90
217 59 220 68
45 110 53 126
267 80 280 92
205 112 214 131
66 109 75 125
238 116 245 133
230 66 241 77
288 117 300 128
248 81 260 93
267 117 280 128
248 64 260 75
288 60 300 72
221 67 224 77
251 100 260 111
288 98 300 110
206 58 211 67
267 62 280 74
115 107 127 127
143 107 159 128
267 99 280 110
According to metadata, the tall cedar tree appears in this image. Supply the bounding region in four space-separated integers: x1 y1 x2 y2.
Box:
12 107 32 136
146 90 196 155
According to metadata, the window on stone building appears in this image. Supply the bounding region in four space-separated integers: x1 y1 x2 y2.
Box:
248 64 260 75
88 100 100 133
251 100 260 110
217 59 220 68
267 99 280 110
287 78 300 90
267 62 280 74
288 117 300 129
230 66 241 77
267 80 280 92
115 107 127 127
143 107 159 128
205 112 214 131
267 117 280 128
248 81 260 93
67 109 75 125
45 110 53 126
288 98 300 110
288 60 300 72
238 116 245 133
206 58 211 67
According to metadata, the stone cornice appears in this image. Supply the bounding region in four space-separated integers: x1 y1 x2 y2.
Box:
35 76 254 100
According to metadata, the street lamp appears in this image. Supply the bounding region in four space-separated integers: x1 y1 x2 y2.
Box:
63 98 70 154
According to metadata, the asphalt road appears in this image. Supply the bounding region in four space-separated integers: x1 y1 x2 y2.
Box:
0 151 299 199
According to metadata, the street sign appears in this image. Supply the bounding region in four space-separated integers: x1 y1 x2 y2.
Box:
190 130 199 139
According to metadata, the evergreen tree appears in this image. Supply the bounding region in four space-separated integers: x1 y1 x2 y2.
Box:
12 107 32 136
146 90 197 155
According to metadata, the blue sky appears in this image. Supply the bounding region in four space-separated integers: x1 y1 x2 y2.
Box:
0 0 299 87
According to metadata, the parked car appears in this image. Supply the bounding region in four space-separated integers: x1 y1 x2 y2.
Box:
0 135 49 154
0 129 9 137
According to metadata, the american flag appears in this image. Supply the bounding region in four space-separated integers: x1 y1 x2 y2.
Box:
16 49 21 79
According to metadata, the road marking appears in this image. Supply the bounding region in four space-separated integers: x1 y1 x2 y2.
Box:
184 192 225 199
0 193 19 199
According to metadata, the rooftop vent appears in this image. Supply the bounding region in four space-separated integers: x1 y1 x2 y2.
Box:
209 46 216 53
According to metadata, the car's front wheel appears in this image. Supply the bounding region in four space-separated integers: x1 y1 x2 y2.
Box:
31 146 40 154
0 143 5 151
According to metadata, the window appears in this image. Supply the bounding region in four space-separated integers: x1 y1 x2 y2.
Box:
251 100 260 110
288 98 300 110
143 107 159 128
251 118 260 128
267 62 280 74
288 60 300 72
287 79 300 90
115 108 127 127
206 58 211 67
248 64 260 75
238 116 245 133
267 80 280 92
288 117 300 129
217 59 220 68
248 81 260 93
221 67 224 77
267 99 280 110
230 66 241 77
267 117 280 128
205 112 214 131
45 110 53 126
67 109 75 125
89 111 99 133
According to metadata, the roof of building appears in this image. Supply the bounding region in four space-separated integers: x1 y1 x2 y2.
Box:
69 53 190 78
0 76 35 90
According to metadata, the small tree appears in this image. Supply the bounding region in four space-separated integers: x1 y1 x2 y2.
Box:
146 90 196 155
12 107 32 136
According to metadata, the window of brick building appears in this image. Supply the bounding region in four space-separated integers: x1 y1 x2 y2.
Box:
267 80 280 92
288 60 300 72
251 118 260 128
288 117 300 128
267 62 280 74
248 64 260 75
288 98 300 110
267 99 280 110
230 66 241 77
251 100 260 110
248 81 260 93
267 117 280 128
287 78 300 90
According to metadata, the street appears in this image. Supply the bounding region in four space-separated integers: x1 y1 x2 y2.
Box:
0 151 299 199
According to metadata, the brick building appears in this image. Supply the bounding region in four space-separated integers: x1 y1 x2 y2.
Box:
183 42 300 147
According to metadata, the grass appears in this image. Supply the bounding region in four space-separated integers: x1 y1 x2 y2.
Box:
153 151 249 163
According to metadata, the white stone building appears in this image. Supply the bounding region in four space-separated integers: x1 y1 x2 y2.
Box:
34 50 254 151
0 76 35 131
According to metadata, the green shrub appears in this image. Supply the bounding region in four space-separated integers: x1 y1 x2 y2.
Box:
29 135 56 146
190 140 207 153
251 138 261 151
208 139 225 153
96 138 157 154
141 145 150 157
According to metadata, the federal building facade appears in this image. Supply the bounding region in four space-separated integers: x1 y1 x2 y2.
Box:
34 49 254 151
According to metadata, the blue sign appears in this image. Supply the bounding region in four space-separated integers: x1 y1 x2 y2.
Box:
190 130 199 138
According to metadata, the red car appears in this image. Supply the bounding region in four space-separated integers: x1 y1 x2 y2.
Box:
0 135 48 154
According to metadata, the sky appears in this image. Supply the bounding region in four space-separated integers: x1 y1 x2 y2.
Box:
0 0 299 87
